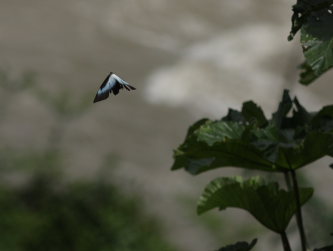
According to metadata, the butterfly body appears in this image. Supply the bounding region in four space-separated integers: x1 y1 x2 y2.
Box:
93 72 136 103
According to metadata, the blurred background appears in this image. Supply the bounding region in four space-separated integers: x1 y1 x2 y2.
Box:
0 0 333 250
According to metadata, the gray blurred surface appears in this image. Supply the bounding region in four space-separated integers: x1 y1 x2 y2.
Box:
1 1 332 250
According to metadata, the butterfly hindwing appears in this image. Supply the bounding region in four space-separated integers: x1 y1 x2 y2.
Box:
112 82 122 95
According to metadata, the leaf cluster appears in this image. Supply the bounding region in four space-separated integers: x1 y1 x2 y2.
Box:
289 0 333 84
172 90 333 250
172 90 333 174
171 1 333 249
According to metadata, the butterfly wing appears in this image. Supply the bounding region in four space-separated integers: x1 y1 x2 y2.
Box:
93 73 136 103
113 74 136 91
112 82 123 95
93 73 113 103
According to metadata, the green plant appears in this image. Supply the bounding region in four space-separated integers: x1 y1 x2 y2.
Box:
289 0 333 85
0 170 176 251
172 1 333 250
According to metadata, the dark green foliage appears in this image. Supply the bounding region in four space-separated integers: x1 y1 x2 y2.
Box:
241 101 267 127
314 245 333 251
288 0 333 85
197 177 313 233
172 90 333 174
171 2 333 250
0 70 36 91
288 0 333 41
0 174 175 251
216 238 257 251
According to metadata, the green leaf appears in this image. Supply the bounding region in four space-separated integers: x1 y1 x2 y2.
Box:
172 120 275 174
272 90 292 128
311 105 333 132
172 118 333 174
288 0 333 84
293 97 312 126
288 0 333 40
197 121 246 146
281 132 333 169
300 31 333 85
299 62 318 85
295 0 333 85
216 239 257 251
223 108 245 123
197 177 313 233
172 90 333 174
254 129 333 169
241 101 267 127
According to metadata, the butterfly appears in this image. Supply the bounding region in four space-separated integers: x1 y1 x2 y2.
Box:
93 72 136 103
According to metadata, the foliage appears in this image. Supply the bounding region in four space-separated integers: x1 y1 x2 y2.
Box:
0 172 175 251
0 70 36 91
197 177 313 233
216 239 257 251
289 0 333 85
172 88 333 250
314 245 333 251
172 90 333 175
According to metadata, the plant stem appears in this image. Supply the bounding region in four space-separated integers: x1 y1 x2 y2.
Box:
291 170 307 251
284 171 292 191
280 231 292 251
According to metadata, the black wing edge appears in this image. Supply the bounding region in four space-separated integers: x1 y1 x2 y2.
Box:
123 84 136 91
93 72 112 103
99 72 112 89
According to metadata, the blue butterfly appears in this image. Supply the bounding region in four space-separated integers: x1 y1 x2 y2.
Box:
93 72 136 103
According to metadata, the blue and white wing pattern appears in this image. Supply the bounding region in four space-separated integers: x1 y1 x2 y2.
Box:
93 72 136 103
